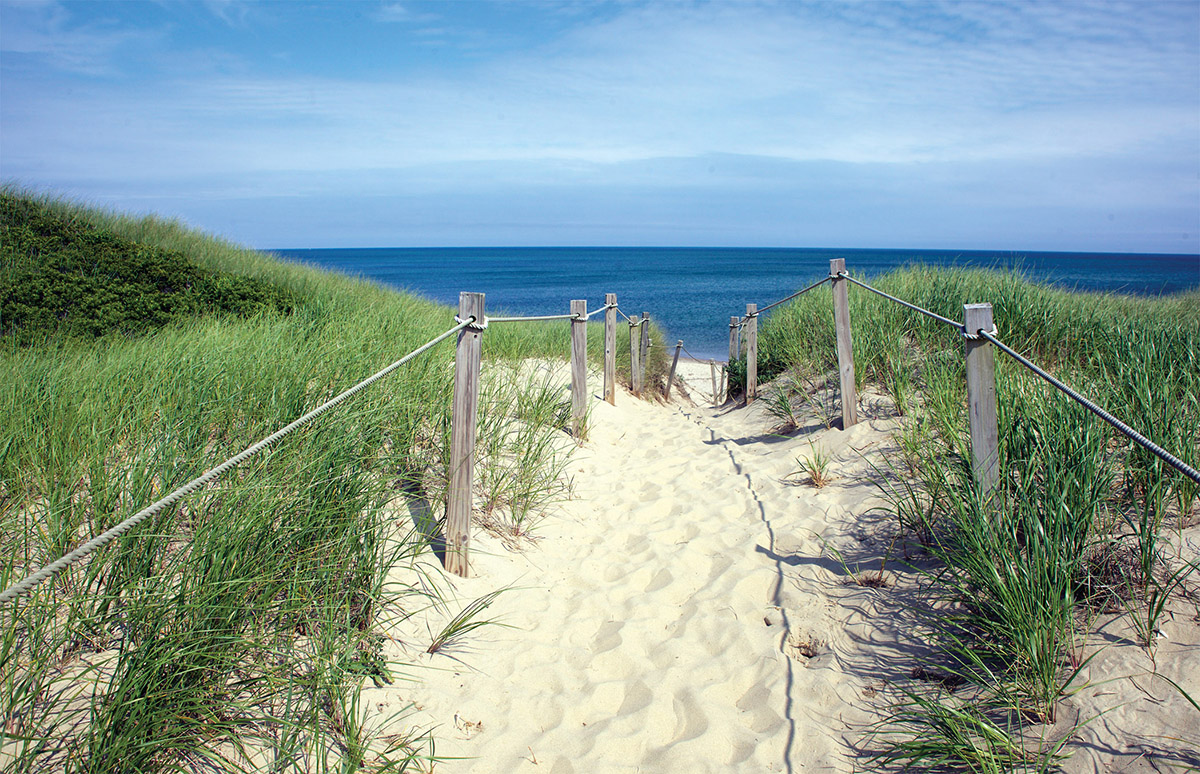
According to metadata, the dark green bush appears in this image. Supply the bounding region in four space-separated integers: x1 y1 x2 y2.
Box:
1 192 293 344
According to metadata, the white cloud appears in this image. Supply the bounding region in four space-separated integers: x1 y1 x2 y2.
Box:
0 0 164 75
1 0 1196 250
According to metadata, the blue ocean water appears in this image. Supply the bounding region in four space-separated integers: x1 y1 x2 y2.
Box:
272 247 1200 360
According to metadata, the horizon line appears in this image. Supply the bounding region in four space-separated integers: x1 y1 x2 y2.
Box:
267 245 1200 258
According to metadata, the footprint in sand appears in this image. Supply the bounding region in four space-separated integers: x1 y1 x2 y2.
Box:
591 619 623 653
736 684 785 734
644 567 672 593
670 691 710 743
617 679 654 715
637 481 659 500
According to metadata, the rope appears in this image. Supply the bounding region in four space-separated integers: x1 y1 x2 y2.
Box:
0 319 473 606
838 273 962 329
585 306 608 320
616 308 636 324
978 329 1200 485
488 313 579 323
680 345 712 363
755 275 833 317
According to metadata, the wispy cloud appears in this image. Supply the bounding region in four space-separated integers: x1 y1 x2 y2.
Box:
1 0 1195 250
0 0 165 76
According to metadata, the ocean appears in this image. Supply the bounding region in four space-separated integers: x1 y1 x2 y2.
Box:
272 247 1200 360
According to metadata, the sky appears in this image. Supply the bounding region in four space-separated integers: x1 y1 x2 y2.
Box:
1 0 1198 252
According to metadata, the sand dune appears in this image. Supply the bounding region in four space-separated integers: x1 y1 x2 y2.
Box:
365 361 1200 773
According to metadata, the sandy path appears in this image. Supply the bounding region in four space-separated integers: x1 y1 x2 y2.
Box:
366 364 901 773
365 361 1200 772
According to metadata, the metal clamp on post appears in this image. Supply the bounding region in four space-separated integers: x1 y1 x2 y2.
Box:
454 314 488 331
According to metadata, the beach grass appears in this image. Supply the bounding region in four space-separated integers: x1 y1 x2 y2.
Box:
751 264 1200 769
0 188 605 772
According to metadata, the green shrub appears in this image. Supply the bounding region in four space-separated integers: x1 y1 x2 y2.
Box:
1 192 293 344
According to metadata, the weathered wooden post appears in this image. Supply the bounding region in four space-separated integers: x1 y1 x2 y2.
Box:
604 293 616 405
964 303 999 494
639 312 651 390
629 319 642 397
829 259 859 428
746 303 758 402
729 316 739 364
665 340 683 398
447 292 484 577
570 299 587 437
710 361 720 406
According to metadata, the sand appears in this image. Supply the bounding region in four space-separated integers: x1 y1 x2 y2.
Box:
365 360 1200 773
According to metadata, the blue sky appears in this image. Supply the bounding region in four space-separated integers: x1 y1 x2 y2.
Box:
1 0 1197 252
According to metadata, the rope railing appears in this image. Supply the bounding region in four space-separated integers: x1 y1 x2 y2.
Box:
463 299 615 325
834 271 1198 486
489 312 580 323
736 275 832 327
663 340 727 405
837 272 962 330
729 258 1197 493
978 329 1200 485
0 319 473 606
750 275 833 322
5 286 649 597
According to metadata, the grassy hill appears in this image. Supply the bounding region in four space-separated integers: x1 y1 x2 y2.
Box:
1 192 294 344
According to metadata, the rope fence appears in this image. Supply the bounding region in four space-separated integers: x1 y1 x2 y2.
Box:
738 275 832 325
489 312 579 323
4 292 656 599
1 319 473 605
728 258 1199 492
836 272 962 330
978 329 1200 485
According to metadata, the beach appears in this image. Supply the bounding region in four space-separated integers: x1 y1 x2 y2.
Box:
363 361 1200 772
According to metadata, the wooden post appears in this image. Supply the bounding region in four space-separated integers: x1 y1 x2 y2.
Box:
729 316 738 364
603 293 616 405
964 303 999 494
570 299 587 437
639 312 651 390
830 259 859 428
629 319 642 397
746 303 758 402
666 340 683 398
710 361 719 406
447 292 484 577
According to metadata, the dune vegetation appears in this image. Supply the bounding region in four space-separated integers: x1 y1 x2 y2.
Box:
737 265 1200 769
0 188 665 772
